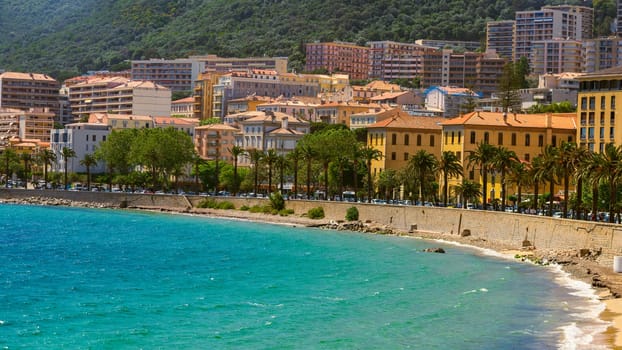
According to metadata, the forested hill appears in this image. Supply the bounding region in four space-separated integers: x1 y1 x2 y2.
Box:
0 0 613 80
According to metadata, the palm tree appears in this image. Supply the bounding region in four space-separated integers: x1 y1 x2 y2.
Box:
299 142 315 199
20 152 33 187
1 148 18 188
39 149 56 189
61 147 76 190
572 147 592 220
407 150 438 205
453 180 482 209
507 161 531 213
590 144 622 223
79 153 98 191
229 145 245 196
264 149 278 193
540 145 560 216
247 149 264 196
438 151 463 207
467 142 496 209
557 142 577 218
287 148 300 198
359 145 382 203
492 146 519 211
276 154 286 193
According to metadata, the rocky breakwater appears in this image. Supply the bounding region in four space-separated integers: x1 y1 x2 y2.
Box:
0 196 115 209
320 220 397 235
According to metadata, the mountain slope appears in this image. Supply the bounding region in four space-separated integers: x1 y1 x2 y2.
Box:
0 0 600 79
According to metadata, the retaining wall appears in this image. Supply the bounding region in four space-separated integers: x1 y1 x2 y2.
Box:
3 189 622 267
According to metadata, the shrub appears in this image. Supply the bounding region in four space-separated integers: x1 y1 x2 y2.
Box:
308 206 325 219
278 208 294 216
269 192 285 211
249 205 264 213
217 201 235 210
345 206 359 221
240 205 250 211
197 198 217 208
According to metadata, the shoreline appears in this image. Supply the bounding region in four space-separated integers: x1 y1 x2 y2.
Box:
2 197 622 348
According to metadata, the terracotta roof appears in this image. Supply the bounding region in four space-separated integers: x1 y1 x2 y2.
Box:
364 80 402 91
0 72 57 82
153 117 199 126
267 127 305 136
441 111 577 130
367 110 444 130
172 97 195 104
195 123 239 131
369 91 410 101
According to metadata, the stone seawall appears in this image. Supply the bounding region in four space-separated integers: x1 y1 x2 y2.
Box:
3 189 622 267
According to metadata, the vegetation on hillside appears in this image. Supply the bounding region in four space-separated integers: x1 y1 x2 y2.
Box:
0 0 607 80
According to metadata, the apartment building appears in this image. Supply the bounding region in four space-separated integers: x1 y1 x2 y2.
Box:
256 98 320 122
194 123 238 161
315 102 381 126
367 110 444 178
542 5 593 40
352 81 402 103
68 77 171 119
131 56 288 92
582 37 622 73
441 111 576 203
514 6 588 62
192 71 223 120
49 122 111 173
414 39 481 51
486 20 515 59
576 66 622 152
305 42 370 80
0 72 60 118
227 95 273 114
0 107 55 145
424 86 482 118
227 111 310 165
171 97 194 118
530 39 583 75
368 41 437 82
153 116 199 137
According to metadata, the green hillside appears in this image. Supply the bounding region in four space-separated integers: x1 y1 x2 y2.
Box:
0 0 612 80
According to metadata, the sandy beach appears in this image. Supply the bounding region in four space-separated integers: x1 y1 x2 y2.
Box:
3 196 622 348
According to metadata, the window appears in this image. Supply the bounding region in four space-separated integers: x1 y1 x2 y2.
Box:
430 135 435 147
470 131 476 144
525 134 530 146
538 135 544 147
86 134 89 141
469 169 474 180
552 135 557 146
404 134 409 146
601 96 606 109
580 97 587 110
392 133 396 145
451 132 455 144
445 132 448 145
525 153 530 161
600 112 605 125
417 135 422 146
600 127 605 138
588 127 595 139
511 133 516 146
92 135 96 142
497 133 503 145
391 152 396 160
457 132 461 144
589 97 595 110
483 132 489 144
612 96 616 109
568 135 573 142
611 127 615 139
404 152 409 161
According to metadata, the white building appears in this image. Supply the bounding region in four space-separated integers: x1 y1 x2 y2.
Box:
50 123 110 174
424 86 482 118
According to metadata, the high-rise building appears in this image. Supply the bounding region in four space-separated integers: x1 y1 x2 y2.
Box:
304 42 370 80
486 20 515 59
530 39 583 74
514 6 589 62
582 36 622 73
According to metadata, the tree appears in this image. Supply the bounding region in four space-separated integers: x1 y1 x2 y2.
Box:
407 150 438 205
20 153 33 187
264 149 278 193
507 161 530 213
79 153 98 191
590 144 622 223
1 148 18 188
229 145 245 195
61 147 76 190
492 146 519 211
359 145 382 203
453 180 482 209
438 151 463 207
557 142 577 218
497 61 524 113
247 149 264 195
298 141 315 199
287 148 301 198
467 142 496 209
39 149 57 189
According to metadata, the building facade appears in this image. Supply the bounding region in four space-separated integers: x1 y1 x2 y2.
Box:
582 37 622 73
171 97 194 118
194 123 238 161
424 86 482 118
0 72 60 118
68 77 171 119
576 66 622 152
305 42 370 80
50 123 111 174
529 39 583 75
486 20 515 59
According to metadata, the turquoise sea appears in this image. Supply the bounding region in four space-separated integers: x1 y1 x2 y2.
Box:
0 204 609 349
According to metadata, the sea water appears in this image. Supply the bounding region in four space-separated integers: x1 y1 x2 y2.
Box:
0 204 609 349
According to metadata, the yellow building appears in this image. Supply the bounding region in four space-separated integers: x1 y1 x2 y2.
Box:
316 102 381 126
366 109 444 179
227 95 273 114
441 111 577 204
87 113 154 130
193 71 223 120
575 66 622 152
